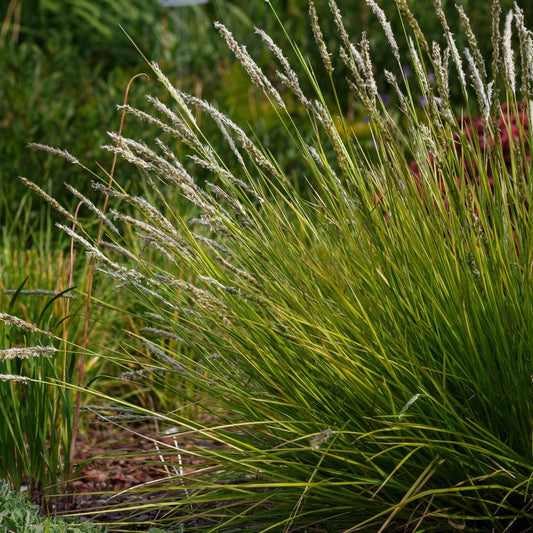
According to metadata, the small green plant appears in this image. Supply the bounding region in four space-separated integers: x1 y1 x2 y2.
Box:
28 0 533 530
0 479 106 532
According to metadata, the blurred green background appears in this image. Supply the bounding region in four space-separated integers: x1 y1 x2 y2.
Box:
1 0 532 240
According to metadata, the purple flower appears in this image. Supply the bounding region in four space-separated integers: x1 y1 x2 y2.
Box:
380 94 390 104
402 66 410 77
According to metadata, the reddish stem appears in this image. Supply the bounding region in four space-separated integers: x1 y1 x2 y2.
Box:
68 72 149 468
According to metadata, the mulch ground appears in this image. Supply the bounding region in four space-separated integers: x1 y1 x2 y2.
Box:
49 419 218 530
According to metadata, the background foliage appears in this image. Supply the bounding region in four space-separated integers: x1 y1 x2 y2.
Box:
2 0 532 237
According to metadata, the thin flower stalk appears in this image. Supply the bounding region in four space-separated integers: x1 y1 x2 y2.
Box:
139 140 209 199
408 36 429 102
0 374 31 383
432 43 451 114
2 289 76 298
187 154 263 201
100 241 141 264
312 100 355 179
150 61 197 126
192 233 230 255
433 0 468 97
109 210 193 259
178 91 286 184
57 222 143 282
101 142 154 171
19 177 80 226
156 275 228 313
118 367 167 382
526 34 533 93
98 269 183 312
384 70 410 116
513 4 531 98
456 5 487 85
360 34 378 103
465 48 491 128
214 253 261 290
146 95 215 158
26 142 79 165
206 182 248 219
113 192 189 250
140 339 190 374
255 27 310 107
137 233 179 265
95 155 218 225
213 116 247 168
328 0 351 53
140 327 185 343
117 103 183 139
199 276 240 295
104 133 160 169
65 184 120 234
394 0 429 55
491 0 502 84
342 47 375 112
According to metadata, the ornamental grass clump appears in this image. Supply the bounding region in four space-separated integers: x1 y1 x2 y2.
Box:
29 0 533 530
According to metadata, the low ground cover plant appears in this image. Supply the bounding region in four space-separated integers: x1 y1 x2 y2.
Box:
0 480 105 532
19 0 533 530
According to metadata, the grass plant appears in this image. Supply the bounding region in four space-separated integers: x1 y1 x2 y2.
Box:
22 0 533 530
0 289 73 505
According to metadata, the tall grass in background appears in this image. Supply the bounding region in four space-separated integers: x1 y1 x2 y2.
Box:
23 0 533 530
0 286 73 506
0 190 74 505
0 189 141 509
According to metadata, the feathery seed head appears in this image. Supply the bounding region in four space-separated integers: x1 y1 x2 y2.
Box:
503 10 516 93
20 177 80 226
0 346 57 361
309 2 333 76
27 143 79 165
214 21 286 109
365 0 400 63
0 313 51 336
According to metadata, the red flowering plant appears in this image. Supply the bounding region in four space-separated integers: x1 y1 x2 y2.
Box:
409 101 531 212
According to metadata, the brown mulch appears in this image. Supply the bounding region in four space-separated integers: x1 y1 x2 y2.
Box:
50 419 217 530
